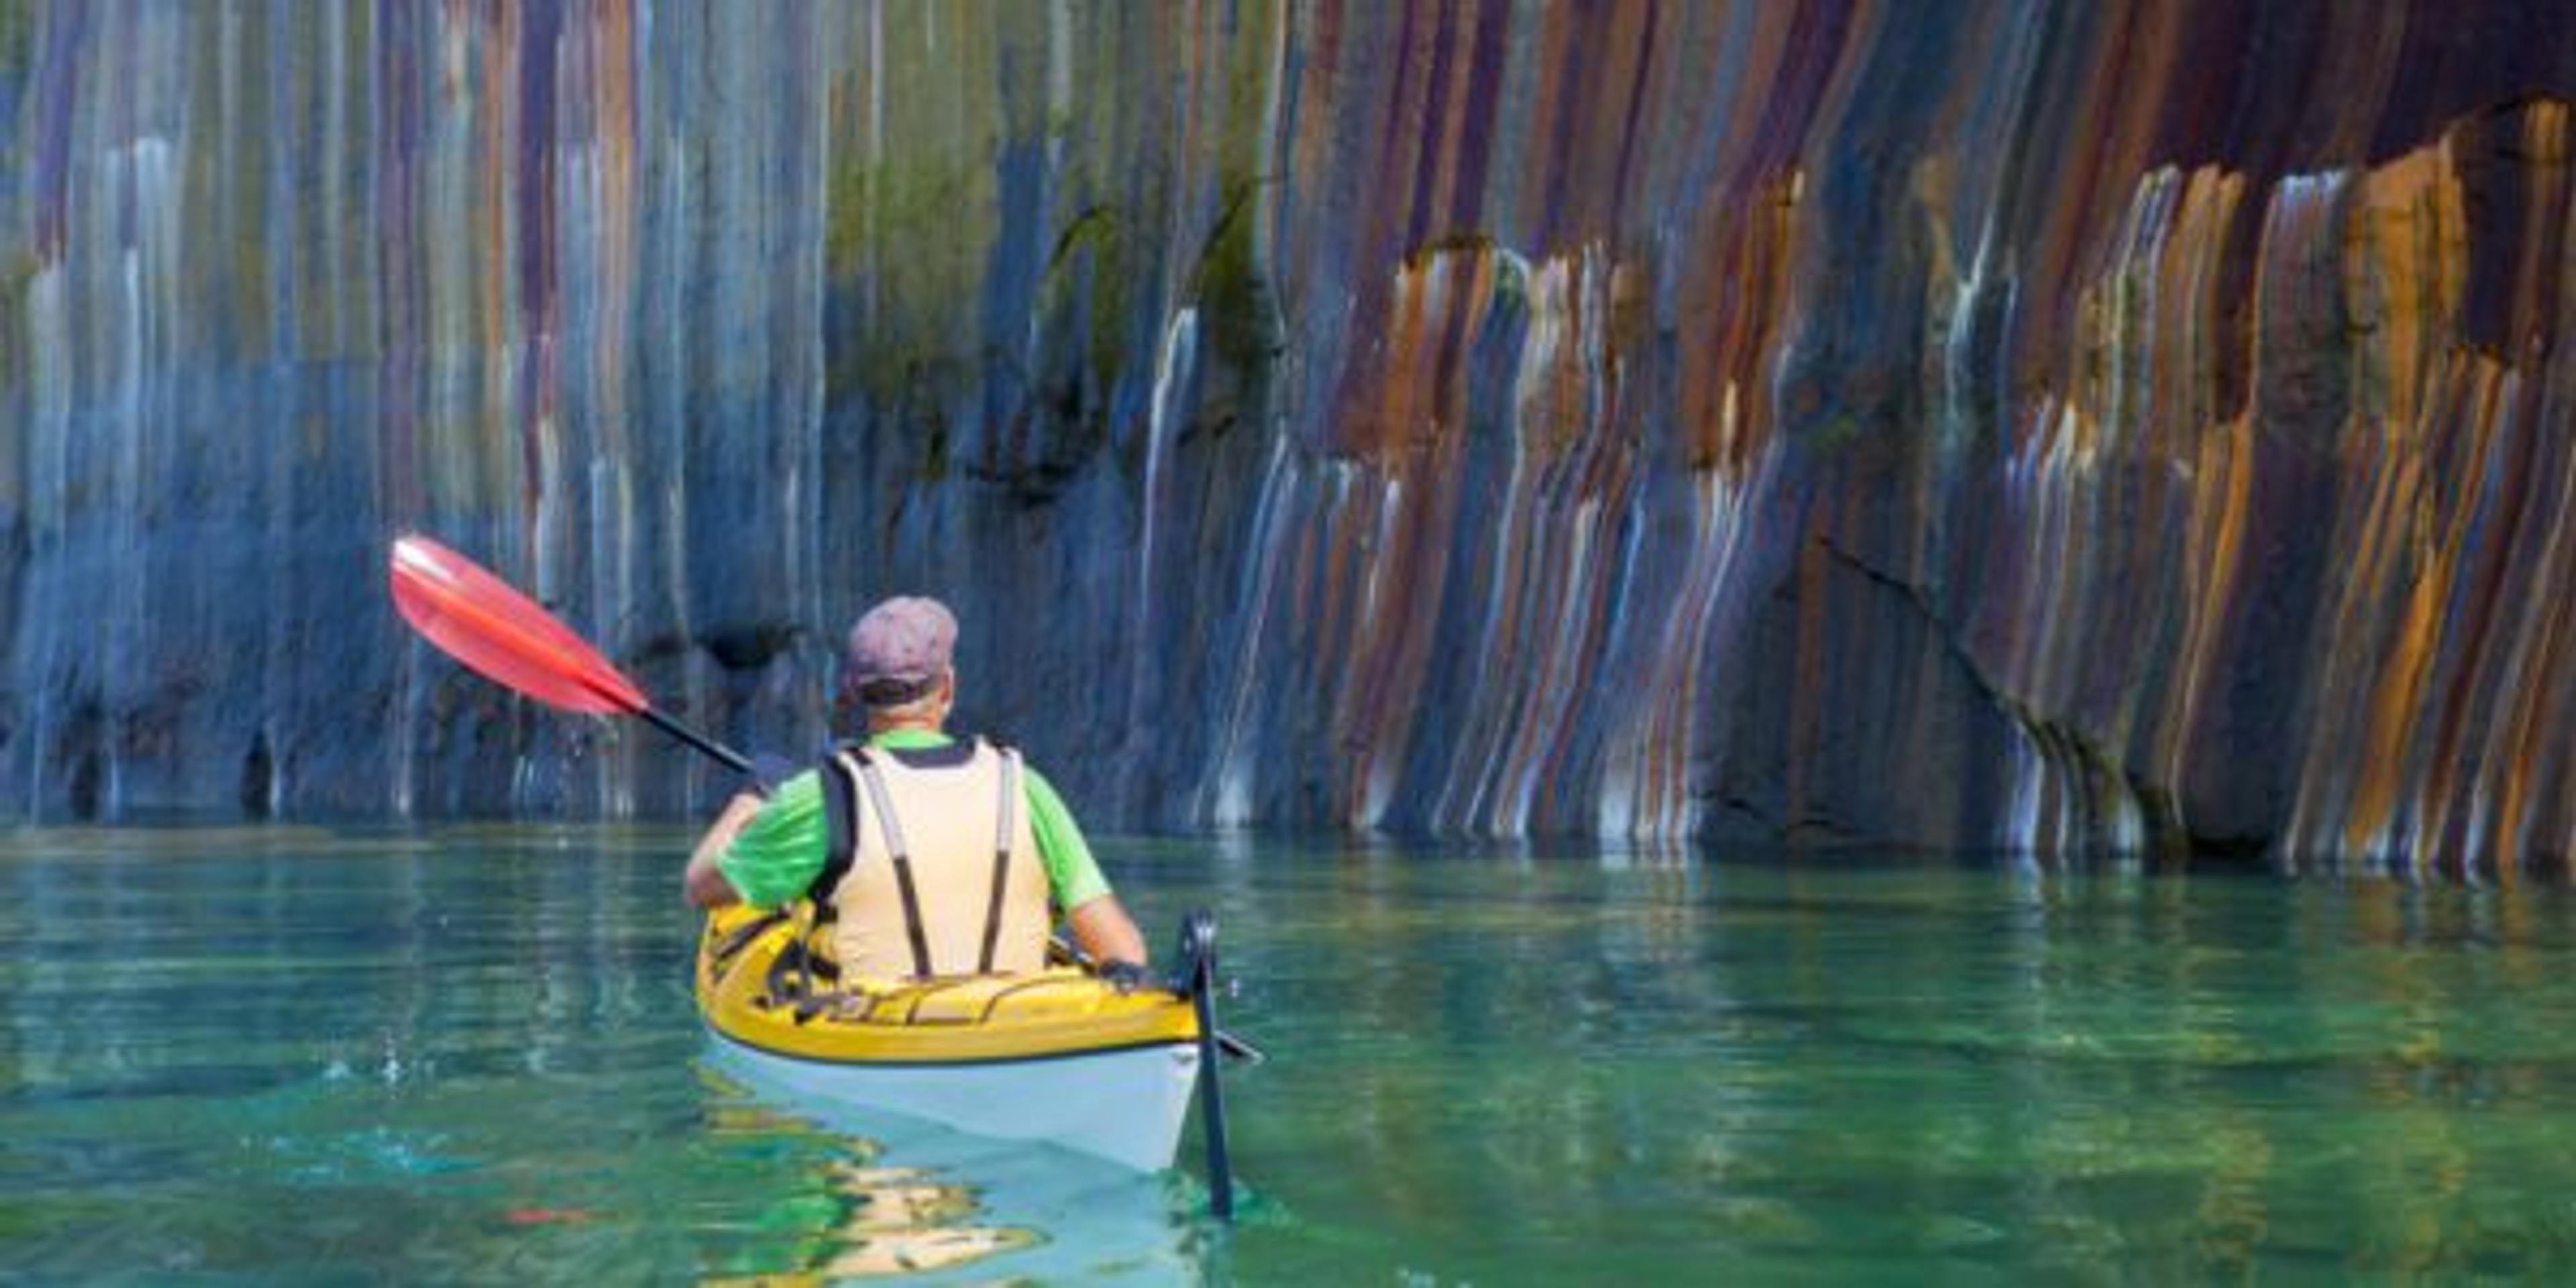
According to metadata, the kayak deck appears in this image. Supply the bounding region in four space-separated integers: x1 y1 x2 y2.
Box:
696 904 1201 1063
694 904 1204 1169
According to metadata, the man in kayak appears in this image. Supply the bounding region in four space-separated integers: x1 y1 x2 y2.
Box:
683 596 1149 977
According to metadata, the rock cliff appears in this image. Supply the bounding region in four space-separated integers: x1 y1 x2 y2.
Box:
5 2 2574 865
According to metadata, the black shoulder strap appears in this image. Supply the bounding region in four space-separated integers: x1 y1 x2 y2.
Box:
851 747 936 979
814 749 860 914
978 741 1018 973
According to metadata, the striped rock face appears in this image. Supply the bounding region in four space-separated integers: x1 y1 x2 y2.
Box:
3 3 2573 867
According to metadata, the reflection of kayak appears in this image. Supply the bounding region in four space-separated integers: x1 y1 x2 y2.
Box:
696 904 1203 1171
697 1069 1197 1284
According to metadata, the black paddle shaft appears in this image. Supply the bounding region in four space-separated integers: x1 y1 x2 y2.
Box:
638 706 754 775
1181 909 1235 1219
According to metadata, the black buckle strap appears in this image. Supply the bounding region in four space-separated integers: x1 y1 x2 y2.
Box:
852 749 935 979
764 928 812 1007
978 745 1018 974
712 910 792 972
761 918 849 1024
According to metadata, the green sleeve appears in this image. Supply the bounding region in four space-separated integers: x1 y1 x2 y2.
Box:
1024 765 1112 909
717 769 828 909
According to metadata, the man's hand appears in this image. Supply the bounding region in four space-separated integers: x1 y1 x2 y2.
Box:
1096 959 1156 994
683 852 741 908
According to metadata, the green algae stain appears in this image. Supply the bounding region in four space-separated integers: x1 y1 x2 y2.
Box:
1800 410 1868 452
1196 2 1287 380
0 0 30 80
816 0 1294 446
1193 178 1281 377
0 248 30 447
1032 202 1130 392
816 0 1022 412
823 151 993 394
0 248 28 315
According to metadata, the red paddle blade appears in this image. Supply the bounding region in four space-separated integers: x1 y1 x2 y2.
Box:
389 535 647 716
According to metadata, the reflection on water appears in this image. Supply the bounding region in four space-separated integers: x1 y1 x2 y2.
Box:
5 826 2576 1281
695 1063 1193 1283
694 1091 1043 1283
820 1165 1034 1277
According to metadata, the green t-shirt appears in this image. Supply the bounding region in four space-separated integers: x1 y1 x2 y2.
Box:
716 729 1111 912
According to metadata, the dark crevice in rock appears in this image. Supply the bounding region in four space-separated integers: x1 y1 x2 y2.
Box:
1045 205 1115 275
699 623 802 672
60 701 103 822
1814 537 1985 689
1811 536 2206 858
1785 814 1867 846
2188 830 2275 863
239 731 274 818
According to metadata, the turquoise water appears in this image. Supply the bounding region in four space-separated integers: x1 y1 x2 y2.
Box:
6 828 2576 1283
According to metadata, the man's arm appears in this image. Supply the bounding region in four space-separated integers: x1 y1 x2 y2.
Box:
683 791 765 908
688 769 831 910
1066 894 1148 968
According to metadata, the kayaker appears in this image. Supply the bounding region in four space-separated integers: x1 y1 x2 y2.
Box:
683 596 1150 977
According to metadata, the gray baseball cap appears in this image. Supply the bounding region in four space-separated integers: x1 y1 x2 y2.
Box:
844 596 958 694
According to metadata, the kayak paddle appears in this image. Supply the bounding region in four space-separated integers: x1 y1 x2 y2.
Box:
1179 909 1236 1219
388 533 751 773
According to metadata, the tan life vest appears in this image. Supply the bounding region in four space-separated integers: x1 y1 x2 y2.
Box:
820 739 1050 981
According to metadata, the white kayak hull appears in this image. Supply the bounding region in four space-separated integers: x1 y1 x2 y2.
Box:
707 1028 1203 1173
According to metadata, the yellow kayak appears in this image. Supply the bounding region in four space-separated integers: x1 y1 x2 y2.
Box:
695 904 1205 1171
